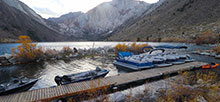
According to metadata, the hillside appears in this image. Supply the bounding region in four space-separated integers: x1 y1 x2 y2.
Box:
0 1 68 42
109 0 220 42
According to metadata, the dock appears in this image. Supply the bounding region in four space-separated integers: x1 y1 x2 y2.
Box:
0 61 206 102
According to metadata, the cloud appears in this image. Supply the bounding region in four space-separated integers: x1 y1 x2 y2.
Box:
20 0 159 18
33 7 59 18
142 0 159 3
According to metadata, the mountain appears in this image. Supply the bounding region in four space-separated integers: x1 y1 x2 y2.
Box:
0 0 68 42
109 0 220 41
2 0 47 27
48 0 150 40
48 12 84 24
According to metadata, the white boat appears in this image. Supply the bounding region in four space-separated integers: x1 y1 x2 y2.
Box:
114 48 194 71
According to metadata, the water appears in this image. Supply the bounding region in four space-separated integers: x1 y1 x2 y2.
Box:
0 42 218 90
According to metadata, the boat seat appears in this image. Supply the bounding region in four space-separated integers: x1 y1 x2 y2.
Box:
62 76 72 81
13 79 19 83
88 72 97 76
0 86 5 92
19 81 25 85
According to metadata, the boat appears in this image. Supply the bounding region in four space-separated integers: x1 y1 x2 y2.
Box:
54 67 109 85
114 47 194 71
154 63 172 68
113 60 153 71
202 63 219 69
0 79 38 96
155 45 188 49
114 52 154 71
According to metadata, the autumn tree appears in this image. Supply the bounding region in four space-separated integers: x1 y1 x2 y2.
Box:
11 35 43 63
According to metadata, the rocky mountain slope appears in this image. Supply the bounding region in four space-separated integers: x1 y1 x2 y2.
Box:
0 0 68 42
109 0 220 41
3 0 45 24
49 0 150 40
48 12 84 24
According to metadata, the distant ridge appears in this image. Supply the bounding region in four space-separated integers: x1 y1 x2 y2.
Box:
109 0 220 41
48 0 151 40
0 0 68 42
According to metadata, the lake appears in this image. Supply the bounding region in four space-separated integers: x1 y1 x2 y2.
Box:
0 42 219 90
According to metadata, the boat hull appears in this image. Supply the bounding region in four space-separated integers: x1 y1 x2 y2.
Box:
0 79 38 96
56 69 109 85
113 61 153 71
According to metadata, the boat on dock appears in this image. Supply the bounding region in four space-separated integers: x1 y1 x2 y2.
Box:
54 67 109 85
114 47 194 71
0 79 38 96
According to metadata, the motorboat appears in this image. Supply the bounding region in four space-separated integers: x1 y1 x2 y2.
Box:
54 67 109 85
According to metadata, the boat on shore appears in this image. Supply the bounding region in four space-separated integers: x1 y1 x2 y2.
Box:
54 67 109 85
202 63 219 69
0 79 38 96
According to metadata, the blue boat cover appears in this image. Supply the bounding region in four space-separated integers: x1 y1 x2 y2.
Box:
155 45 187 49
118 52 132 58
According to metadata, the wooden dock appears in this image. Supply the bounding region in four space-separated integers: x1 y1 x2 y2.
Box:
0 61 206 102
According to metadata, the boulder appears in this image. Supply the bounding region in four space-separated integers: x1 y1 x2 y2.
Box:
112 92 125 102
197 79 204 85
196 95 207 102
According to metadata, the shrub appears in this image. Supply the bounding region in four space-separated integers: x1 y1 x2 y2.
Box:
11 35 43 63
157 71 220 102
213 45 220 54
130 42 150 53
114 42 150 55
195 30 218 45
115 43 128 53
62 46 72 54
44 49 58 59
61 46 74 57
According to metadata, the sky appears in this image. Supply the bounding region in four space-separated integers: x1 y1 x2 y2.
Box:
20 0 159 18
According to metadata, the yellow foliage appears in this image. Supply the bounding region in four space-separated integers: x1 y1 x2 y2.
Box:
61 46 73 57
114 42 150 55
11 35 43 62
158 71 220 102
62 46 72 53
131 42 150 53
115 44 128 52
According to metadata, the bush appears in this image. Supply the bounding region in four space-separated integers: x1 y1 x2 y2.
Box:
11 35 43 63
44 49 58 59
130 42 150 53
195 30 218 45
115 43 128 52
114 42 150 55
157 71 220 102
213 45 220 54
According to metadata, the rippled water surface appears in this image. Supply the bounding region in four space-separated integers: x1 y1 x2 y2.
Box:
0 42 218 90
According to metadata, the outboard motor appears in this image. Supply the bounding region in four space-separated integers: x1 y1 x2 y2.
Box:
55 76 62 86
13 79 19 83
96 67 101 72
